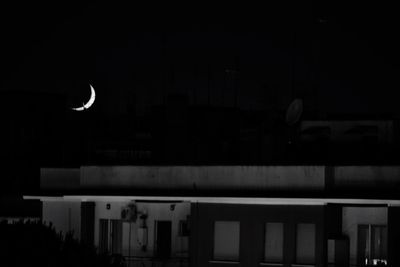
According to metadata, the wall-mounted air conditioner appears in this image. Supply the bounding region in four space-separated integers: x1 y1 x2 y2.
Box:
121 202 137 222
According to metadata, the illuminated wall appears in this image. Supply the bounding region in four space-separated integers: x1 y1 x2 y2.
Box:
93 201 190 257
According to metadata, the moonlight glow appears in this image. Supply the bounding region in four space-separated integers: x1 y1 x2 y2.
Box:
71 84 96 111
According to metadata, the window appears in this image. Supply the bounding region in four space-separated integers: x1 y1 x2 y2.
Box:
296 223 316 264
213 221 240 261
358 225 387 266
264 223 284 263
99 219 123 254
179 220 190 236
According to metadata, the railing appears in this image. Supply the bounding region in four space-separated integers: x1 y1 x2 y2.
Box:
124 256 189 267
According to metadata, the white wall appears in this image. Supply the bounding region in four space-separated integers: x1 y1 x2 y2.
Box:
342 207 387 266
94 201 190 257
41 199 190 258
42 201 81 239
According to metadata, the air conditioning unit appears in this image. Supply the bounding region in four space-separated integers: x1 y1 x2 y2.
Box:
121 202 137 222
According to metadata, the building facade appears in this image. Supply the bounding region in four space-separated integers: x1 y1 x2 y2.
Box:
25 165 400 267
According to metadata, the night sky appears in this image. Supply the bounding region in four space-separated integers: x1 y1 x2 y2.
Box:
1 2 400 116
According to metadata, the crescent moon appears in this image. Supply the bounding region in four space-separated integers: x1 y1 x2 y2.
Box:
71 84 96 111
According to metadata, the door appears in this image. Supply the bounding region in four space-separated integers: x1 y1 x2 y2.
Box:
111 219 123 254
358 225 369 266
99 219 109 254
155 220 172 259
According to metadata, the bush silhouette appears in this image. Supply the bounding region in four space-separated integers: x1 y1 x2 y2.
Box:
0 220 113 267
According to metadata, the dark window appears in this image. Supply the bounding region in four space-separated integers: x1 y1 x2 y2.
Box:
179 220 190 236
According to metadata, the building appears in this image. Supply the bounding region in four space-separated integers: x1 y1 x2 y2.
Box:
24 165 400 267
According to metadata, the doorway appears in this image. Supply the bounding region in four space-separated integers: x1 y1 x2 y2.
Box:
154 220 172 259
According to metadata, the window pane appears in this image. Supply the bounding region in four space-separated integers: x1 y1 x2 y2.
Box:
296 223 316 264
371 226 387 260
213 221 240 261
358 225 370 265
179 220 190 236
264 223 283 262
327 239 335 264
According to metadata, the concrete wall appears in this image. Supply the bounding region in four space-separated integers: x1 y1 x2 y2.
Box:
94 201 190 257
41 168 80 190
335 166 400 188
81 166 325 191
40 165 400 195
42 201 81 239
342 207 387 266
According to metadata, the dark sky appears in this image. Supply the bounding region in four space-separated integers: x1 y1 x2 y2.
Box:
1 2 400 116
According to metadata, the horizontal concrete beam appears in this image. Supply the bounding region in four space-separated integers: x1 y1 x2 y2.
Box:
80 166 325 191
23 195 400 206
40 165 400 195
335 166 400 188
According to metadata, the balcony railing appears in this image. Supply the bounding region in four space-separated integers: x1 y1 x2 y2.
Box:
124 256 189 267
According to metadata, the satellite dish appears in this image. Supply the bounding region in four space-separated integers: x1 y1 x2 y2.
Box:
286 98 303 125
